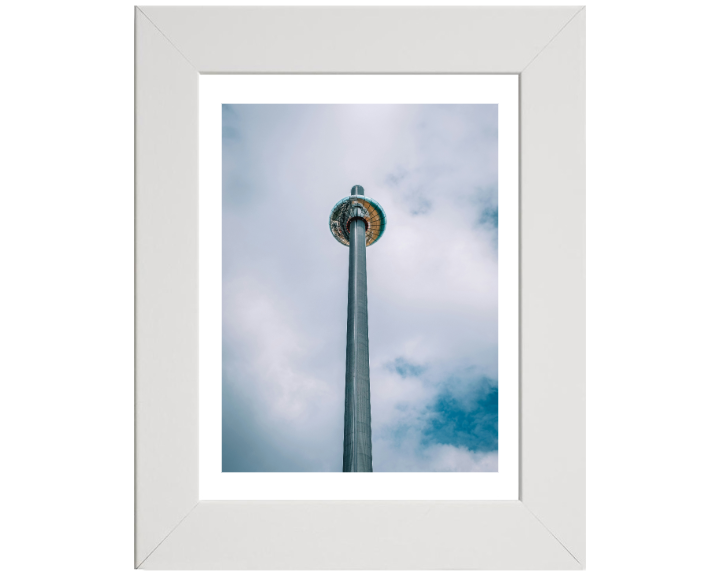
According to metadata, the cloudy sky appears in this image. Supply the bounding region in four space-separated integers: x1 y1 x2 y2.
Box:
222 104 498 472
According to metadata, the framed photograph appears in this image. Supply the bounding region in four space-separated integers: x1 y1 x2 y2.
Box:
136 6 585 570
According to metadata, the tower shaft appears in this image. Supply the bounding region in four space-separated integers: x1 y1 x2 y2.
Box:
343 215 373 472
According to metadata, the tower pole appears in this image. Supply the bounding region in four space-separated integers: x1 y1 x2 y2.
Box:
343 185 373 472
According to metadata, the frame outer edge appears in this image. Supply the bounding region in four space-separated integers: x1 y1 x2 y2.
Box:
135 5 586 570
135 7 199 567
520 8 586 566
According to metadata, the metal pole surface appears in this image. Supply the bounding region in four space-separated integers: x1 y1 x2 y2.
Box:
343 207 373 472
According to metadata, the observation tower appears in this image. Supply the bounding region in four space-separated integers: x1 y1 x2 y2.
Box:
329 185 387 472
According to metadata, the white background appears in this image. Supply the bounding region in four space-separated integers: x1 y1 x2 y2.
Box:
1 0 718 574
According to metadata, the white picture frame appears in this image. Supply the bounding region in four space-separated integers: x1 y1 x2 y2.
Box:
135 6 585 570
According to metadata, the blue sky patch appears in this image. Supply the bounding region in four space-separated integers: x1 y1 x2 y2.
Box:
386 357 426 378
479 206 498 229
422 379 498 452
